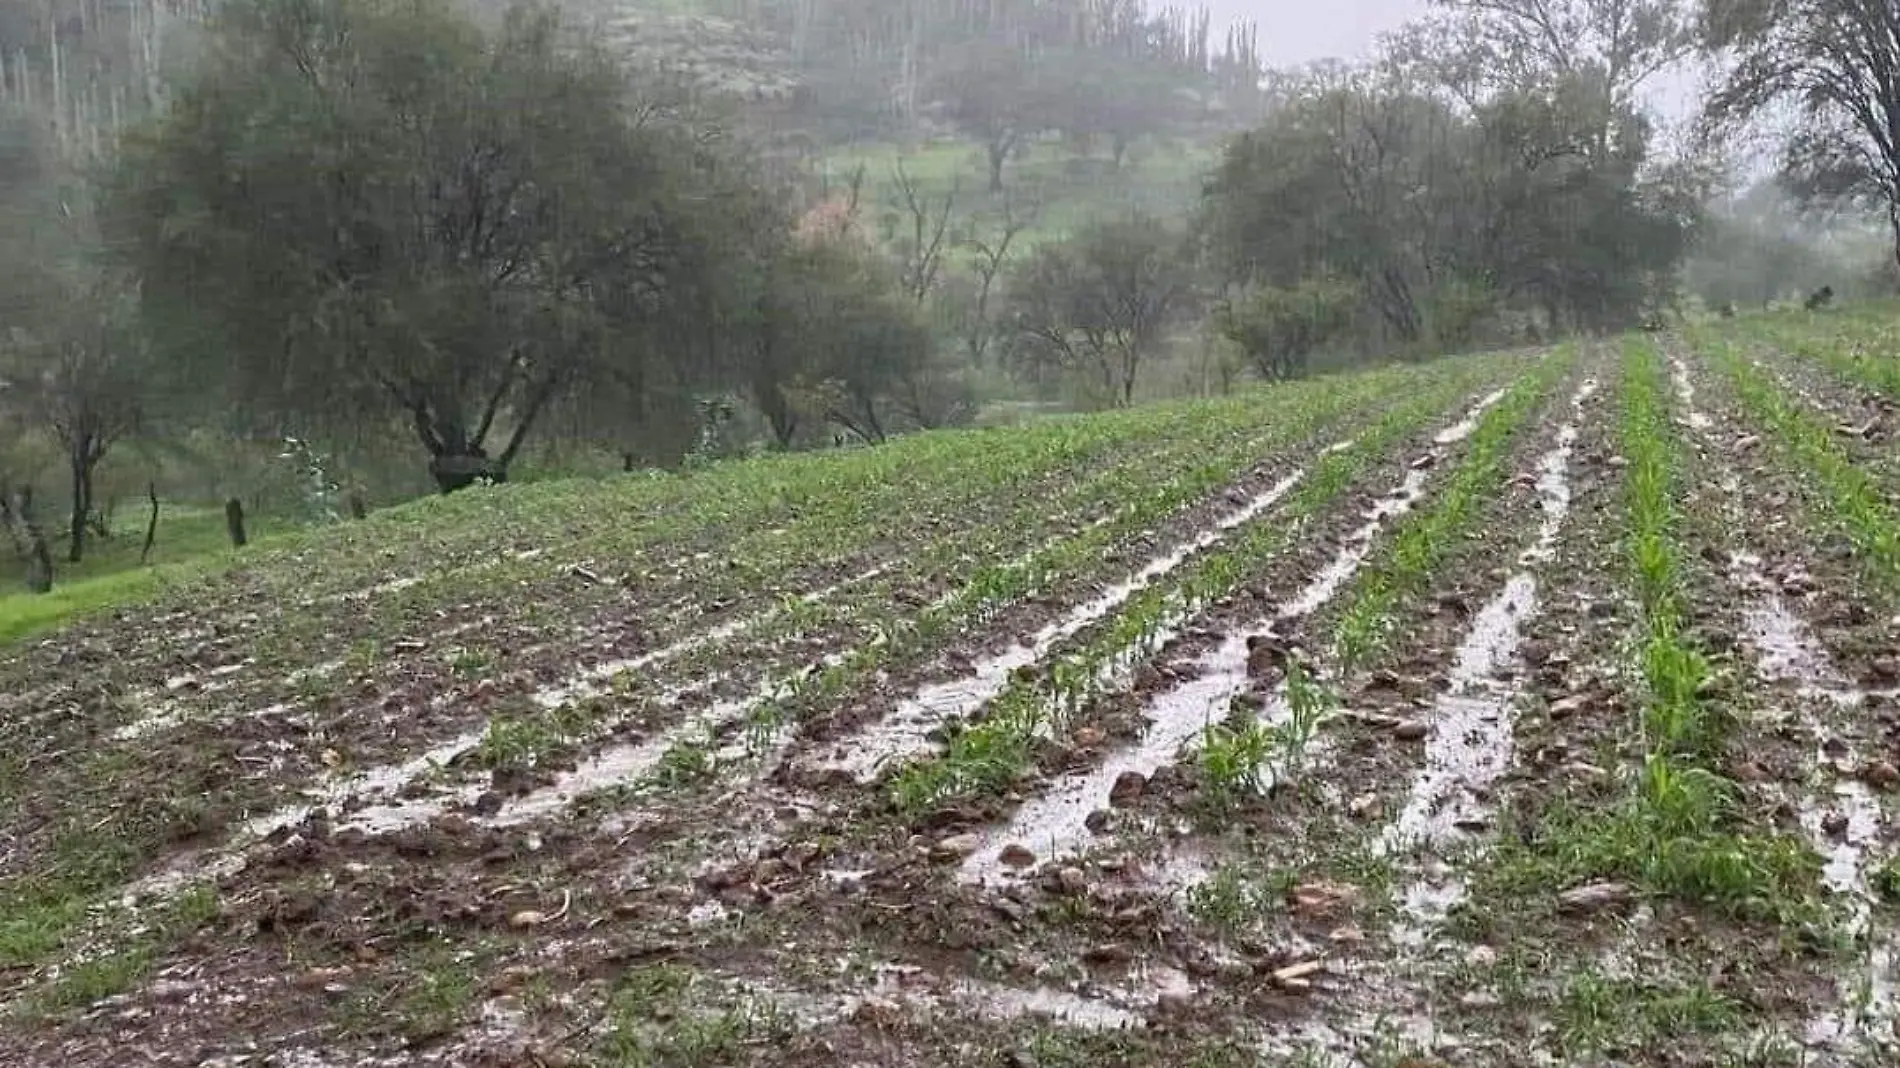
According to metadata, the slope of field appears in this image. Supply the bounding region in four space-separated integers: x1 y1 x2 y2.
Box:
3 318 1899 1067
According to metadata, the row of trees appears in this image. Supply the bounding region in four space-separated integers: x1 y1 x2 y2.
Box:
0 0 1218 575
688 0 1268 181
4 0 1900 585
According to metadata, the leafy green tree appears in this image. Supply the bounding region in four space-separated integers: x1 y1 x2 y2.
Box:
1215 278 1359 381
105 0 771 493
1002 213 1192 407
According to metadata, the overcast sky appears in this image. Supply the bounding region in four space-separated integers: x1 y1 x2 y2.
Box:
1188 0 1426 67
1180 0 1702 124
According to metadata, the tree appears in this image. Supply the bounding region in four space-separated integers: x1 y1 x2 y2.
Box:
1003 213 1192 407
0 103 148 563
1216 277 1359 381
106 0 769 493
1699 0 1900 271
738 195 934 447
1425 0 1695 119
928 41 1052 193
14 283 145 563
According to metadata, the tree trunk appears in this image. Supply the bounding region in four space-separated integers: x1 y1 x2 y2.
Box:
1889 200 1900 285
5 486 55 594
225 497 248 548
429 449 507 494
139 481 159 565
347 492 368 521
987 138 1008 194
67 434 91 564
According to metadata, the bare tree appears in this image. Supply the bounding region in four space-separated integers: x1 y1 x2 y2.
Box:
959 195 1038 366
1699 0 1900 271
1428 0 1696 113
890 161 956 305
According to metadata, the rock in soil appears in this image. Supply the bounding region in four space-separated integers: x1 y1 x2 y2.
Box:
1054 867 1088 895
1558 881 1632 913
1392 719 1429 741
1000 843 1037 868
1109 770 1148 807
934 833 982 858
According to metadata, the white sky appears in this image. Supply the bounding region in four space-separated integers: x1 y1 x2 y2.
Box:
1178 0 1703 126
1187 0 1427 68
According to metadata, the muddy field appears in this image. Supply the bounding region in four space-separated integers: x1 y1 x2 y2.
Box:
3 320 1899 1067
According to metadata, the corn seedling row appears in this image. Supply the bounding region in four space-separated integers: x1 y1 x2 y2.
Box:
887 369 1510 815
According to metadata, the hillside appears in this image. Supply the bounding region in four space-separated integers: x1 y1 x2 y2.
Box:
3 308 1900 1065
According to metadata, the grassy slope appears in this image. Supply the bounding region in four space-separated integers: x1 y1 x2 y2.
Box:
0 507 296 646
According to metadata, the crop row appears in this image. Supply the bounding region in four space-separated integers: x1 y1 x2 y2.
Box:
547 361 1515 794
1330 350 1574 674
885 365 1517 815
1579 338 1811 911
1693 328 1900 597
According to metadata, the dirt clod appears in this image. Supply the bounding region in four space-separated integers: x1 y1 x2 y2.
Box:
1000 843 1037 868
1861 760 1900 790
1289 881 1360 920
1109 771 1148 807
1392 719 1428 741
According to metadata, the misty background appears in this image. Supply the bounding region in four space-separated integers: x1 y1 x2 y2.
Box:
0 0 1891 597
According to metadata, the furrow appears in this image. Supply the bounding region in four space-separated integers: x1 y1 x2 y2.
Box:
957 386 1514 884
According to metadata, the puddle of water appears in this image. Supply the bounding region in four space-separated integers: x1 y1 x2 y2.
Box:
1384 380 1596 918
735 964 1158 1034
483 708 733 829
319 574 424 607
1670 355 1714 430
951 979 1141 1030
1725 562 1897 1053
822 470 1308 782
1279 468 1432 619
1434 388 1509 445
